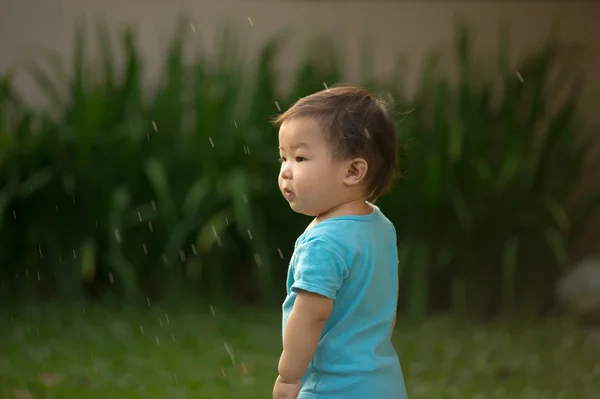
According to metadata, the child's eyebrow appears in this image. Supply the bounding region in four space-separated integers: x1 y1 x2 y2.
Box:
279 142 309 151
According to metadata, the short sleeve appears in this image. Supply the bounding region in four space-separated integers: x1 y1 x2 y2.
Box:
291 239 348 300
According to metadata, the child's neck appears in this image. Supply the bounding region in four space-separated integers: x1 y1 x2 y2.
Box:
314 199 372 224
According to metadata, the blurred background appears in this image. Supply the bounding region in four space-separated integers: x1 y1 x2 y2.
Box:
1 0 600 398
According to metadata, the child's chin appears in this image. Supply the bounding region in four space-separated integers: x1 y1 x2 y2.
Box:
291 204 318 217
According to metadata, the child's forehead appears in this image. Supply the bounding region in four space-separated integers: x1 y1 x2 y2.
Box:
278 118 326 148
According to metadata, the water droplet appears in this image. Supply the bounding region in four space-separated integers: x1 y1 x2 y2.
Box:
138 212 143 222
114 229 121 243
148 221 154 232
143 243 148 255
247 229 253 240
140 326 144 335
179 250 186 262
274 101 281 112
209 137 215 147
190 23 196 33
277 248 284 259
516 71 524 83
248 17 254 26
152 121 158 132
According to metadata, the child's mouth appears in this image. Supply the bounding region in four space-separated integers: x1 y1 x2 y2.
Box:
283 188 295 199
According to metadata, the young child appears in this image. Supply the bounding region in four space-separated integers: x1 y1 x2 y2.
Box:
272 84 407 399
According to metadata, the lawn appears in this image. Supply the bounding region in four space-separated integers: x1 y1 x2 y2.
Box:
1 303 599 398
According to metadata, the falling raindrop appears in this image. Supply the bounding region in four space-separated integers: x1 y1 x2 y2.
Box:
191 244 198 256
155 336 160 346
224 343 236 364
140 326 144 335
143 243 148 255
210 305 216 316
148 221 154 232
190 23 196 33
274 101 281 112
516 71 524 83
109 272 115 284
179 250 186 262
323 82 329 90
247 229 253 240
147 297 151 306
152 121 158 132
248 17 254 26
151 200 157 211
114 229 121 243
138 212 143 222
277 248 284 259
254 254 263 267
39 245 43 259
13 210 16 220
209 137 215 147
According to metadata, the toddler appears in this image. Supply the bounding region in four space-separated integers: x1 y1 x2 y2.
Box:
272 84 407 399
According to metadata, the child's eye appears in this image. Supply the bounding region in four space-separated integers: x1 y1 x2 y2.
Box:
295 157 306 162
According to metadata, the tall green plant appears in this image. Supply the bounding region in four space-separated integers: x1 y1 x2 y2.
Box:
382 23 599 319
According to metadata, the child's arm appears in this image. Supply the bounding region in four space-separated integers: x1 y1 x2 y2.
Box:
277 290 333 383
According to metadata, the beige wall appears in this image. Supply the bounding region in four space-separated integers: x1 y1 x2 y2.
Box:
1 0 599 253
1 1 599 102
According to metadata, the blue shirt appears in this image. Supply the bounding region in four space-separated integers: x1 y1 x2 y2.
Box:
282 204 407 399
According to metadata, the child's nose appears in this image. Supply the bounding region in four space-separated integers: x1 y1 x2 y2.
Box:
280 164 292 179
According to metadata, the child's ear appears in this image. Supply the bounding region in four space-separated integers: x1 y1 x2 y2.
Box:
343 158 368 186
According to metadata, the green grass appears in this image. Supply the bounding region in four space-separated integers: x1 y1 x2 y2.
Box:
1 304 599 398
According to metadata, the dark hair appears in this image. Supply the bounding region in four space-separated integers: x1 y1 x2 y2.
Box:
271 83 398 202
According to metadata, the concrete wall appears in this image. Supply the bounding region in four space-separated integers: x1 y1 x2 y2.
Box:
1 0 599 253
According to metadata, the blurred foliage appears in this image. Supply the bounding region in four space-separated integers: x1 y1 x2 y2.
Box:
0 19 598 319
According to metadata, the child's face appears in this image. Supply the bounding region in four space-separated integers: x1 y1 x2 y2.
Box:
278 117 347 217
